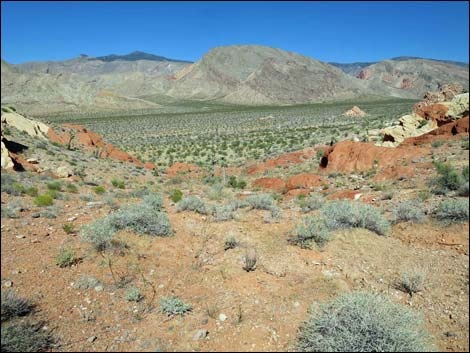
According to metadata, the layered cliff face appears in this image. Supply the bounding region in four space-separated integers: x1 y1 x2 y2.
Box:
356 58 469 99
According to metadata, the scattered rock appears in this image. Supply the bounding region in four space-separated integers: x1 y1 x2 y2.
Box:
4 280 13 288
218 313 227 322
193 329 208 340
87 336 97 343
343 106 366 117
56 165 73 178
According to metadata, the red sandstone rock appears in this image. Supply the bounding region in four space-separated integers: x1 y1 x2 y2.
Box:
286 173 324 190
252 177 286 193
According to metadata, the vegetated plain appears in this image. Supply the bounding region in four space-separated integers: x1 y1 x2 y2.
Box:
35 97 417 168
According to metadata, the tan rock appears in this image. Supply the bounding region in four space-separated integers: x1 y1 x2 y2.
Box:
343 106 366 117
1 112 50 139
56 165 73 178
1 140 14 169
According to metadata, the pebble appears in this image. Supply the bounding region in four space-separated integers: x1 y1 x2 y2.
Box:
87 336 97 343
218 313 227 322
31 213 41 218
193 329 208 340
67 216 77 222
94 285 104 292
4 280 13 288
16 235 26 239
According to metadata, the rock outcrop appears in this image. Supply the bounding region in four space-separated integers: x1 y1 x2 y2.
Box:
343 106 366 117
369 93 469 147
252 177 286 193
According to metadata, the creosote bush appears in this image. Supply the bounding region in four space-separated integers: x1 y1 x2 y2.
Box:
160 296 192 317
169 188 183 203
176 195 207 214
92 185 106 194
321 200 390 236
431 162 468 196
55 247 78 268
34 194 54 207
111 178 125 189
297 292 434 352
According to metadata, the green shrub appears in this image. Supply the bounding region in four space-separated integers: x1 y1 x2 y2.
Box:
290 217 331 249
296 292 434 352
297 194 324 213
392 200 425 223
25 187 38 197
160 296 192 317
176 196 207 214
246 193 275 210
80 217 116 251
431 162 467 195
321 201 390 236
55 247 78 268
433 199 469 223
34 194 54 207
1 322 54 352
398 269 426 296
62 223 75 234
142 193 163 210
169 189 183 203
1 290 33 322
111 178 125 189
124 287 143 302
65 183 78 193
46 181 62 191
92 185 106 194
224 236 239 250
1 199 24 219
108 203 172 237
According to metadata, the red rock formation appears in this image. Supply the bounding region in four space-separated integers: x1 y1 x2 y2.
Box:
319 140 429 174
413 83 464 112
415 104 450 126
286 173 324 190
326 190 362 200
356 67 372 80
252 177 286 193
246 149 316 175
402 116 469 146
49 124 144 166
284 189 310 199
167 162 201 177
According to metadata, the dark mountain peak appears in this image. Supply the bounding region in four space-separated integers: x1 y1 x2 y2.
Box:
90 51 192 63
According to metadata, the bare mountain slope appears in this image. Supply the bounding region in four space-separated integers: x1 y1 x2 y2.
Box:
357 58 469 98
167 45 374 104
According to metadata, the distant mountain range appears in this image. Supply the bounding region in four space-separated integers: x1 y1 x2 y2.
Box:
329 56 469 76
1 47 468 114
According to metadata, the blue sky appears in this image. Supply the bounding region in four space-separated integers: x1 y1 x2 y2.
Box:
1 1 469 64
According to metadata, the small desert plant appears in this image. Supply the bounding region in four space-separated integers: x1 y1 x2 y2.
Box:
111 178 125 189
213 204 236 221
34 194 54 207
176 195 207 214
1 290 33 322
224 236 239 250
124 287 143 302
296 292 434 352
142 193 163 210
296 194 324 213
433 199 469 223
1 199 25 219
108 203 173 236
398 269 426 296
80 217 116 251
169 188 183 203
392 200 425 223
24 187 38 197
431 161 467 195
246 193 275 210
55 247 78 268
321 200 390 236
46 181 62 191
92 185 106 194
65 183 78 193
160 296 192 317
243 248 257 272
290 217 331 249
417 190 431 201
1 321 54 352
79 193 94 202
62 223 75 234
